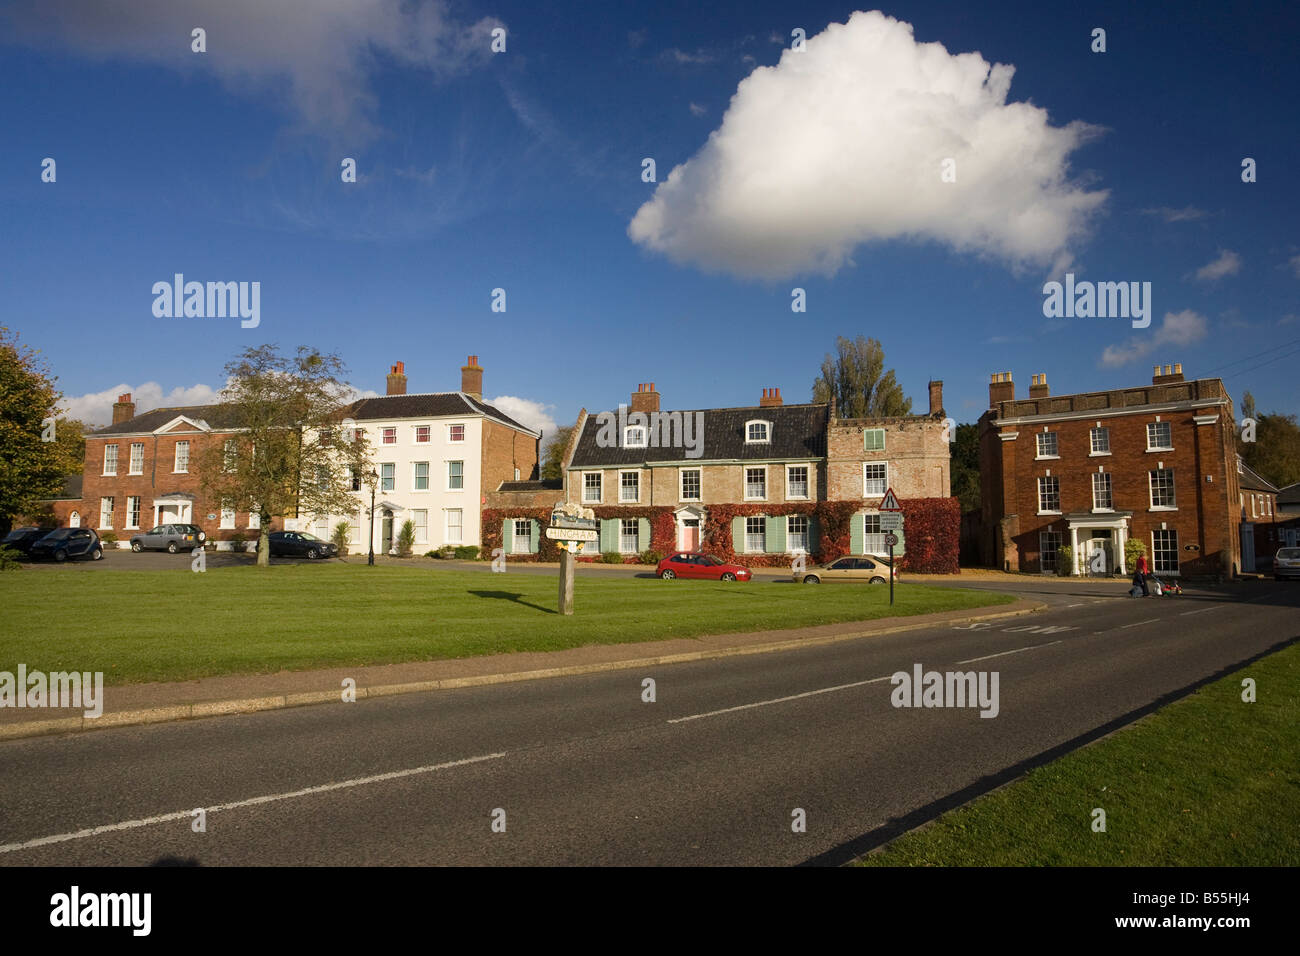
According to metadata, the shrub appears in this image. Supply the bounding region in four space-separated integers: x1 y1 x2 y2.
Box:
0 545 22 571
396 519 416 557
639 548 663 565
600 551 624 564
99 531 117 546
1056 544 1074 576
332 521 352 552
453 545 480 560
1124 538 1147 570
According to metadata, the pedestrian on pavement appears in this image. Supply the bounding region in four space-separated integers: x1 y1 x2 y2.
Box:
1134 553 1150 596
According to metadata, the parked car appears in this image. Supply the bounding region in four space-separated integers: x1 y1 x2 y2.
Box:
656 552 751 581
130 524 207 553
794 555 897 584
267 531 339 559
1274 547 1300 581
28 527 103 562
2 526 55 557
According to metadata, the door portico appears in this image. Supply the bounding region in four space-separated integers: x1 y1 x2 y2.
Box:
675 506 705 552
1065 511 1132 576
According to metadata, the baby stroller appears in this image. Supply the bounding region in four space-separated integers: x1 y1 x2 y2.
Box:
1150 576 1182 596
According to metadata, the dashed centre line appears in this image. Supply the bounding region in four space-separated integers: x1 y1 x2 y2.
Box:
1120 618 1162 629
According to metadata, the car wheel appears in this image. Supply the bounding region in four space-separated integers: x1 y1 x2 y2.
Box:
804 575 821 584
660 569 675 579
306 548 319 560
870 576 886 584
131 541 143 552
167 542 178 554
721 572 737 582
54 550 68 563
91 547 103 560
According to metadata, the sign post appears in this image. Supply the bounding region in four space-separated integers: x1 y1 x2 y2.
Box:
880 487 903 607
546 504 598 616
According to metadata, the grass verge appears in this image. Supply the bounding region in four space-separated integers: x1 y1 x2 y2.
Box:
858 641 1300 866
0 565 1012 684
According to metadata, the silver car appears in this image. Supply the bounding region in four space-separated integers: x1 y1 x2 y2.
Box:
130 524 207 553
1274 547 1300 581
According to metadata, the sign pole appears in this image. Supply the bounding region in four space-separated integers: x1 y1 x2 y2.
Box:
889 543 894 606
558 546 575 616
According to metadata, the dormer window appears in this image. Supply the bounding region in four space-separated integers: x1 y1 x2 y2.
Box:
624 425 647 448
746 420 771 443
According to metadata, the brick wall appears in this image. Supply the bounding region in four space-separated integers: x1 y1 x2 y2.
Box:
480 420 539 497
826 418 950 502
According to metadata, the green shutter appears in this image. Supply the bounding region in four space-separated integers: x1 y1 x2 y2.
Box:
600 519 617 553
766 515 785 553
731 515 745 552
809 516 819 555
851 514 864 554
530 519 540 554
638 518 650 553
502 518 513 553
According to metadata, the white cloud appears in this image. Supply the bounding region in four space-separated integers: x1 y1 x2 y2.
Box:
60 382 223 426
487 396 558 438
1194 249 1241 281
1100 310 1208 367
1140 206 1207 222
1289 254 1300 278
689 102 708 117
3 0 502 136
629 10 1107 280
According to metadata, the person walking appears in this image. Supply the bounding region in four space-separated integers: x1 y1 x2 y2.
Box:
1134 552 1150 596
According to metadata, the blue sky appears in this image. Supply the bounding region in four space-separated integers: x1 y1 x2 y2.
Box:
2 0 1297 437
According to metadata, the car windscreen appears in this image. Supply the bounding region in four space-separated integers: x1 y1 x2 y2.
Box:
3 530 34 542
41 529 73 540
1279 548 1300 559
298 533 321 541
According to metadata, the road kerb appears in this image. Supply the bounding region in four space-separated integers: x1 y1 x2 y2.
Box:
0 600 1044 740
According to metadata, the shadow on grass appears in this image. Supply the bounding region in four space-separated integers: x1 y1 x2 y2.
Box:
468 590 556 614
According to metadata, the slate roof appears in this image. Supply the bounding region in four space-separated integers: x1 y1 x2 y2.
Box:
91 393 536 437
569 403 830 467
1278 481 1300 507
1238 458 1278 493
497 479 563 493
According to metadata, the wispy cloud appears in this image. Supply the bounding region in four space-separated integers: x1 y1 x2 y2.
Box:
1288 254 1300 279
1195 249 1241 281
1140 206 1207 223
689 102 708 117
1100 310 1208 367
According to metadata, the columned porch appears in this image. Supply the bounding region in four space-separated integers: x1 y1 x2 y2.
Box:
1064 511 1133 576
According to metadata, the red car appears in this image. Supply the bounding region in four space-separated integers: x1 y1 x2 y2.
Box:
656 552 752 581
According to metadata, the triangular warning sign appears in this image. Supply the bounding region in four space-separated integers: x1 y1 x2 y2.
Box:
879 487 902 511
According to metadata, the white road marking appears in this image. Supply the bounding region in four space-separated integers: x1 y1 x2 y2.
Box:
1120 618 1161 629
956 641 1062 664
667 676 893 724
0 752 505 856
1180 605 1223 616
1065 603 1084 608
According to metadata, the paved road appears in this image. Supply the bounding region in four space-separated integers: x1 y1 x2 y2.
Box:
0 580 1294 865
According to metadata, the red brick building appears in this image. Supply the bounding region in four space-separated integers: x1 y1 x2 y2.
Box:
978 364 1242 578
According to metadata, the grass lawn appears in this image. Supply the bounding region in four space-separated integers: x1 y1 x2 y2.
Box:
859 642 1300 866
0 565 1011 684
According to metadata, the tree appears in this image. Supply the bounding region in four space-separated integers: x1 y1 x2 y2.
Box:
0 326 64 532
812 335 912 418
198 345 371 567
1239 410 1300 489
540 424 575 481
949 423 980 513
49 418 88 476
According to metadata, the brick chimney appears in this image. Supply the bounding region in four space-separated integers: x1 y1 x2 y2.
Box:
112 392 135 425
630 382 660 414
988 372 1014 407
386 361 407 396
928 380 944 417
1029 373 1049 399
1153 363 1185 385
760 387 783 408
461 355 483 400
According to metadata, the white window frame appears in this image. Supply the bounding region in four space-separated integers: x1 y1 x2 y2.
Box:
414 425 431 444
248 509 260 530
1035 431 1059 460
411 509 428 545
862 462 888 497
380 462 395 492
413 461 430 492
863 513 885 555
786 464 810 500
1152 528 1179 574
863 428 885 453
445 508 463 544
99 497 114 529
173 440 189 473
1092 472 1113 511
103 443 118 476
1149 467 1176 510
745 420 771 444
619 518 639 554
446 460 464 492
1146 421 1173 452
679 468 701 502
624 425 647 448
619 469 640 504
129 442 145 475
1038 475 1061 514
787 514 809 553
447 423 466 443
220 503 235 529
1089 426 1111 456
744 515 766 553
513 518 533 554
582 471 602 504
222 438 238 473
126 496 141 530
744 466 767 501
382 427 397 445
1040 529 1063 573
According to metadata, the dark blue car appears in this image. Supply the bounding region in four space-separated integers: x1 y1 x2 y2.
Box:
28 528 104 562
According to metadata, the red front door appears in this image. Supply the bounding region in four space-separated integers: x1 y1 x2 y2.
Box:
683 520 699 551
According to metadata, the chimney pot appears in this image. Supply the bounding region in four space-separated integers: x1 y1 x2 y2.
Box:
989 371 1015 407
760 386 784 408
111 392 136 425
1174 363 1183 375
630 381 660 414
386 361 408 396
460 356 484 399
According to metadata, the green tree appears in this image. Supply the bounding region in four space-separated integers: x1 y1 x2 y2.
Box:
812 335 912 417
1239 411 1300 489
0 326 64 531
949 423 980 513
540 424 575 481
49 418 88 476
198 345 372 567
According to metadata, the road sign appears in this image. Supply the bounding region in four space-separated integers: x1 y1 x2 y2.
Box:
879 513 903 531
545 527 599 541
884 532 899 548
879 487 902 511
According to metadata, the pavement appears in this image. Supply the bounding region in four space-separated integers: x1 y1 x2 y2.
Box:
1 576 1293 865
